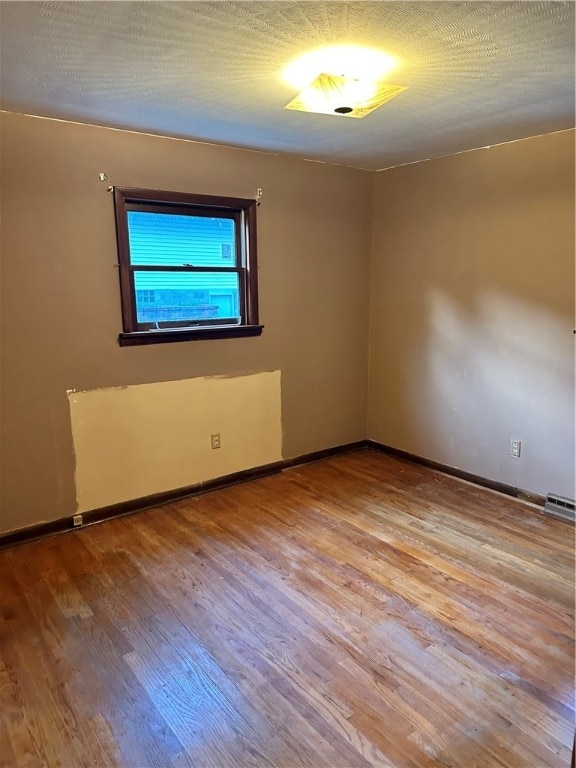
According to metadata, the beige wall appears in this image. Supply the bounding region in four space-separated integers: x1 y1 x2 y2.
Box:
0 112 372 533
368 130 575 499
2 113 574 535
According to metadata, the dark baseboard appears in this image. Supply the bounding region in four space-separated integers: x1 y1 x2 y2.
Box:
0 441 366 550
0 517 78 551
1 438 553 550
366 440 547 507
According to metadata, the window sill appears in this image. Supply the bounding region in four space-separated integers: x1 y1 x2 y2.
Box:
119 324 264 346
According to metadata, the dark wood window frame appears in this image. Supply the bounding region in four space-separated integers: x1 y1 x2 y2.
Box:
113 187 262 346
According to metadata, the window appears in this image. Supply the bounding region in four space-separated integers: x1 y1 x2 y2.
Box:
113 188 262 345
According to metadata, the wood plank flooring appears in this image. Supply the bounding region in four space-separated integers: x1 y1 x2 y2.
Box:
1 450 574 767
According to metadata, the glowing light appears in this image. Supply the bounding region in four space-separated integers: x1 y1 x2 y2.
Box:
285 73 407 119
293 75 377 112
282 45 398 90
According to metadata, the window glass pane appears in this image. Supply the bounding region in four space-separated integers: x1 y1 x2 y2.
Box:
127 211 236 267
134 271 241 326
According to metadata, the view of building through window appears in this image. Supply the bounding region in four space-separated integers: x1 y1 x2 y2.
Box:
127 211 241 325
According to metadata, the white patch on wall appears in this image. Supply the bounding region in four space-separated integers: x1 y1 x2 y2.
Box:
68 371 282 513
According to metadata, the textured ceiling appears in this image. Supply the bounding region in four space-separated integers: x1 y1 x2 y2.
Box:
0 1 574 170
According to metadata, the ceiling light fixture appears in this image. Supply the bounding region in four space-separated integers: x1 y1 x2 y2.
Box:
285 73 407 119
283 45 406 119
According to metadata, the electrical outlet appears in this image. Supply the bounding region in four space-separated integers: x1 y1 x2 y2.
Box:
73 514 83 527
510 439 521 458
211 433 221 450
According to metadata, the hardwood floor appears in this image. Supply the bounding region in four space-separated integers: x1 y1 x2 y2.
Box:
1 450 574 768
